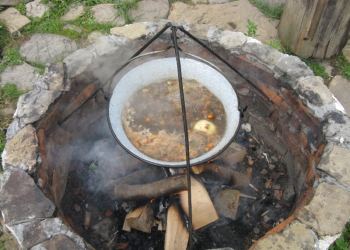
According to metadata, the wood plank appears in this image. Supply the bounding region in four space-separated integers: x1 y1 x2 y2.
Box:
180 176 218 230
164 205 189 250
278 0 350 59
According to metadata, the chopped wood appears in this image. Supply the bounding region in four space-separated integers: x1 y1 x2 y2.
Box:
124 202 157 233
214 188 240 220
114 174 188 201
265 179 272 189
105 165 167 198
164 204 189 250
84 210 91 230
191 163 250 189
249 183 259 192
239 193 256 200
180 176 218 230
214 142 246 165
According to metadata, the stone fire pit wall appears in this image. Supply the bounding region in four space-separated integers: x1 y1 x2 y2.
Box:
1 21 350 249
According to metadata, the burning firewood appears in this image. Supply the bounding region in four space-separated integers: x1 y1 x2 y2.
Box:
164 204 189 250
123 202 158 233
114 174 188 201
105 165 167 198
180 176 219 230
191 163 251 189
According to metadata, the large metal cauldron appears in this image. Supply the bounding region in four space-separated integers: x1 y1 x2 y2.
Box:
107 57 240 167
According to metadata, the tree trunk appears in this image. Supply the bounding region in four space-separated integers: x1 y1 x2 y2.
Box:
278 0 350 59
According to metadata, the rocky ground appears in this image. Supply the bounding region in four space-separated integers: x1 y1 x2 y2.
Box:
0 0 350 249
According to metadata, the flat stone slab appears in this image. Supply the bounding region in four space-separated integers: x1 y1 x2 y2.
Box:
0 62 39 91
0 7 30 36
168 0 280 43
43 62 69 91
25 0 49 18
19 33 79 64
110 22 147 40
297 182 350 236
318 145 350 187
329 75 350 115
31 234 83 250
130 0 169 23
0 169 55 225
15 85 61 125
2 125 38 171
60 5 85 21
91 4 124 26
254 221 315 250
0 0 23 5
342 39 350 62
11 218 86 249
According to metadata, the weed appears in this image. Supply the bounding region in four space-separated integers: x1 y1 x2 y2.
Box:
0 21 12 54
0 83 26 108
245 19 258 37
264 40 282 52
114 0 140 24
300 58 329 79
330 222 350 250
29 62 46 75
0 47 25 74
248 0 284 20
335 53 350 80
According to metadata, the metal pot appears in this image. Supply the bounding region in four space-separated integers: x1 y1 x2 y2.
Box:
107 57 240 167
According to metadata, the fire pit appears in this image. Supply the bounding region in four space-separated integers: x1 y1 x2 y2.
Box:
1 21 350 250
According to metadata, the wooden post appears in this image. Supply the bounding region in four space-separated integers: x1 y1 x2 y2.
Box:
278 0 350 59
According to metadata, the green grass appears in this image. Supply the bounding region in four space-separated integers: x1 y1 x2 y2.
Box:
330 222 350 250
300 58 330 79
335 53 350 80
265 40 283 52
248 0 284 20
0 83 26 108
0 47 25 74
0 21 12 55
245 19 258 37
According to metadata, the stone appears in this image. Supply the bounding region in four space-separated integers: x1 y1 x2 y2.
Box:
63 24 82 33
43 62 70 91
15 86 61 125
281 184 295 202
329 76 350 115
5 118 25 140
254 221 315 250
0 0 23 5
296 76 333 106
19 33 79 64
274 55 314 87
60 5 85 21
11 218 86 249
0 7 30 36
64 35 134 81
110 22 148 40
0 169 56 225
130 0 169 22
91 4 124 26
25 0 49 18
192 0 207 4
209 0 230 3
243 40 282 66
342 39 350 62
219 30 248 51
317 145 350 187
168 1 279 43
2 125 38 171
31 234 83 250
0 62 39 91
297 182 350 236
324 113 350 148
83 31 104 46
